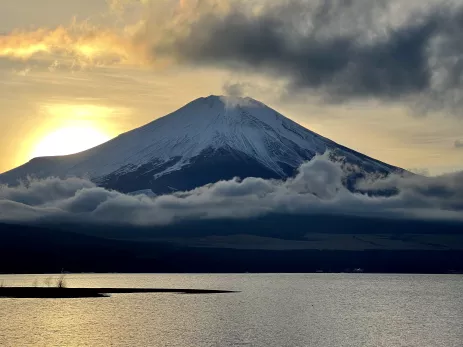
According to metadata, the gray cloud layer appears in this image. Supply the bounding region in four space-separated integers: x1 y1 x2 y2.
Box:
155 0 463 111
1 154 462 226
3 1 463 111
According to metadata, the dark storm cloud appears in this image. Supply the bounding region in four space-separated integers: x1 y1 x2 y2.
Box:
1 154 463 226
158 0 463 109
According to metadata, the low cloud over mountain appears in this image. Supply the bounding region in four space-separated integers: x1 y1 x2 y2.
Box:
1 154 462 226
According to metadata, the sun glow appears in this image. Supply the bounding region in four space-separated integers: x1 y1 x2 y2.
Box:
31 126 111 158
25 103 124 160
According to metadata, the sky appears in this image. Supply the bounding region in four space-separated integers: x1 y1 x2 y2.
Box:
0 0 462 176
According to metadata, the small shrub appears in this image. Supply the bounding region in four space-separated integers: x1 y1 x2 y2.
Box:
56 275 66 289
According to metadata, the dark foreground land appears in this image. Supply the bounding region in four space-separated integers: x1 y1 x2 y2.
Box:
1 215 463 274
0 287 236 298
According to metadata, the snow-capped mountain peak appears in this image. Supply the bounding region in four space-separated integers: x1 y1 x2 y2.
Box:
0 95 401 193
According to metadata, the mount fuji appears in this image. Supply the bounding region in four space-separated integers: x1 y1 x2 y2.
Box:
0 96 403 194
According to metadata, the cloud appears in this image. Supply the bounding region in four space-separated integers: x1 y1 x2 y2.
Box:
4 0 463 110
222 81 246 98
0 0 185 67
12 66 31 76
1 154 463 226
407 168 430 176
0 24 150 66
455 140 463 148
157 0 463 111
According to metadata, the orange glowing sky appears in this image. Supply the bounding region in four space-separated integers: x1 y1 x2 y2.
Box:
0 0 462 176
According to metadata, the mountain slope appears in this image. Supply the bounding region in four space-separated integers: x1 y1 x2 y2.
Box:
0 95 402 193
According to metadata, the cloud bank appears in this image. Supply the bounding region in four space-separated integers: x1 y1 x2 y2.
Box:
3 0 463 110
0 24 148 66
1 154 462 226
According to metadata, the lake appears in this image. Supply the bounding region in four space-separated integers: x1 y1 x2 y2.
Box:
0 274 462 346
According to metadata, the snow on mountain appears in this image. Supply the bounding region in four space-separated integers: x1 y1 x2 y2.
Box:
0 95 402 193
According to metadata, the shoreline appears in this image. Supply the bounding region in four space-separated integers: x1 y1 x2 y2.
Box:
0 287 238 298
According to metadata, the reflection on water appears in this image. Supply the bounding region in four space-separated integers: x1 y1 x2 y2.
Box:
0 274 462 347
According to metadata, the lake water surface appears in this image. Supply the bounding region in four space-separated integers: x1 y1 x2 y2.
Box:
0 274 462 346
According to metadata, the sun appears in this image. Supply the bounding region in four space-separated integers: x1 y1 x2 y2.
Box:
31 126 111 158
27 103 122 160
